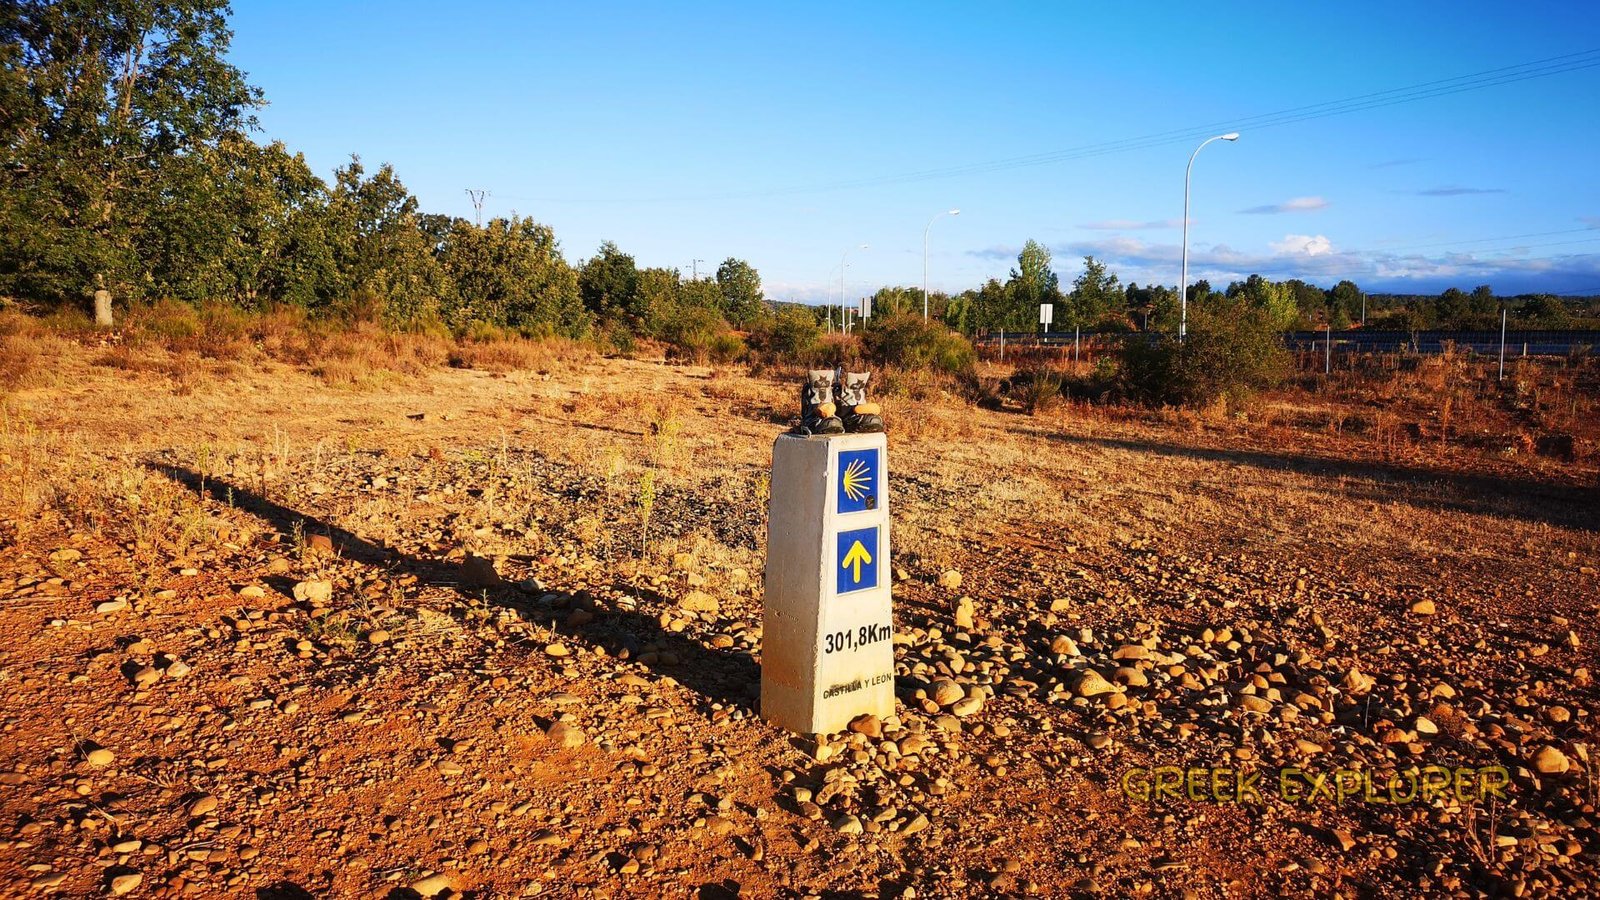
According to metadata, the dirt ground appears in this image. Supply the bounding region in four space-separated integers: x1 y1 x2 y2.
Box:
1 345 1596 899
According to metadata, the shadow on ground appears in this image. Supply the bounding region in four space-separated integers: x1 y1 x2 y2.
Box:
146 461 760 711
1014 426 1600 531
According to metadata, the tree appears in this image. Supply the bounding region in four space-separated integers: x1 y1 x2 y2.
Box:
0 0 263 306
1328 280 1362 328
715 258 764 326
579 241 641 326
942 291 974 335
435 215 585 336
1516 294 1571 328
1067 256 1122 328
1284 279 1326 327
139 136 336 309
1225 275 1297 330
1009 240 1061 322
320 157 446 324
967 278 1016 333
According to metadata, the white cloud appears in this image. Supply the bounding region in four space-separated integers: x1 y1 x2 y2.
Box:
1239 196 1329 215
1269 234 1335 257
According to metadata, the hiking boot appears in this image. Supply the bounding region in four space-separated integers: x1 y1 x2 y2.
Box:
838 371 884 433
797 369 844 435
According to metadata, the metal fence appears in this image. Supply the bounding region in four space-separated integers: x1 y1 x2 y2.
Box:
975 329 1600 362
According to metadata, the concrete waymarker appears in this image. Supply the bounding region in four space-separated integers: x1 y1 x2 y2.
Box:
762 431 894 734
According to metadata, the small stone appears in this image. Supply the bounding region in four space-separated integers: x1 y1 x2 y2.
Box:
938 570 962 591
436 760 464 776
31 872 67 889
1332 830 1356 852
832 813 864 835
237 585 266 599
306 534 335 555
366 629 391 645
848 714 883 739
1414 716 1438 736
165 659 192 680
187 794 217 817
411 872 456 896
1340 667 1375 694
109 872 142 895
951 696 984 717
132 666 161 688
1409 598 1436 616
1049 635 1080 657
86 747 116 767
1238 694 1273 714
544 642 569 658
1533 745 1569 775
96 599 129 614
546 722 586 749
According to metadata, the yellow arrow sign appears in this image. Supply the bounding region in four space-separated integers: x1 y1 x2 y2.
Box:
842 539 873 583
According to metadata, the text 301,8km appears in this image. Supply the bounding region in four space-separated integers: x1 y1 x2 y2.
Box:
823 623 892 654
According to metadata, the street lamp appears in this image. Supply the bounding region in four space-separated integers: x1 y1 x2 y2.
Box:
841 243 868 333
922 209 960 321
1178 132 1239 340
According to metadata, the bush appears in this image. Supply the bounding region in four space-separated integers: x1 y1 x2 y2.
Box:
1120 305 1288 408
1007 366 1065 414
747 305 820 361
659 306 744 364
862 314 975 374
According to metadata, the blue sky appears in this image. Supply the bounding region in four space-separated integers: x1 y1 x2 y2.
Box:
229 1 1600 302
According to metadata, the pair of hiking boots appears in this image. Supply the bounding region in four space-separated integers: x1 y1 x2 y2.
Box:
797 369 883 436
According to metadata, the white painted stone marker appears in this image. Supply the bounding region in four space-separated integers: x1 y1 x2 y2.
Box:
762 431 895 734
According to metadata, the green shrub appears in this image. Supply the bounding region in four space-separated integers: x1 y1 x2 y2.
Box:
747 305 820 361
1120 304 1288 408
1009 366 1065 414
862 313 975 374
659 305 744 364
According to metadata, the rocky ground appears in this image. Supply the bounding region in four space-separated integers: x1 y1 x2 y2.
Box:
1 348 1597 898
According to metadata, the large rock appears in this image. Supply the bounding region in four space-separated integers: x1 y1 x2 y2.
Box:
460 555 502 588
680 590 720 615
546 722 587 749
1049 635 1080 657
1072 670 1117 698
1533 745 1569 775
930 679 964 707
953 596 975 630
293 579 333 605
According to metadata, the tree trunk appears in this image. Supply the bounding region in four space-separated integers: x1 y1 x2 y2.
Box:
93 289 113 328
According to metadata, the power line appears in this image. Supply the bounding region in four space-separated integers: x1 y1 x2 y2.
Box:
499 47 1600 204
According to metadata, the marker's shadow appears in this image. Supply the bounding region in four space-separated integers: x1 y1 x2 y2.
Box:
146 461 759 711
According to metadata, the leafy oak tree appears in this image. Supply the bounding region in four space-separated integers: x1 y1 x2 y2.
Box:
0 0 262 306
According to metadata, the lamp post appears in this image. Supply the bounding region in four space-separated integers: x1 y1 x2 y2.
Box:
840 243 868 332
922 209 960 321
1179 132 1239 340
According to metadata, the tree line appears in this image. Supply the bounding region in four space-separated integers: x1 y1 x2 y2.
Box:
0 1 770 346
865 240 1599 336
